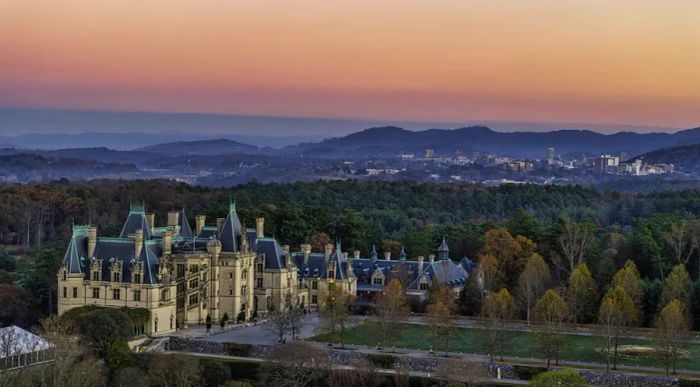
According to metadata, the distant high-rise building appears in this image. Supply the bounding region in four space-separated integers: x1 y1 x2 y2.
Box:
547 147 555 165
425 149 434 158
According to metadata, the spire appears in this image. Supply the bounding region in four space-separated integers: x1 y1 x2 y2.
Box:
399 246 407 261
370 245 378 261
438 237 449 260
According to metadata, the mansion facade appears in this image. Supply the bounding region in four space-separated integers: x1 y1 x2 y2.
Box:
57 203 472 334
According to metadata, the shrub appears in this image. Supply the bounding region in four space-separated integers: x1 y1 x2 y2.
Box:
513 365 547 380
367 353 396 368
529 369 588 387
226 343 252 357
200 359 231 387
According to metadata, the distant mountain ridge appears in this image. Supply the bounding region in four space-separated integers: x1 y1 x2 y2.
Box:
137 139 260 156
632 143 700 174
280 125 700 159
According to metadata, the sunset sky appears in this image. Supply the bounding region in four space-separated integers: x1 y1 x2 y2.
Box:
1 0 699 130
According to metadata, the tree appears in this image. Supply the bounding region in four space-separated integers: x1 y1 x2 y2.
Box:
318 290 353 348
76 308 133 359
612 260 643 312
482 288 516 364
205 314 212 333
654 299 689 376
664 220 696 265
474 254 502 313
529 368 588 387
105 340 134 373
506 209 543 243
200 359 232 387
265 309 290 343
557 218 593 274
287 303 306 340
0 284 35 327
147 354 201 387
326 357 376 387
567 263 598 325
306 232 332 252
598 286 638 371
260 341 328 387
481 228 535 288
424 285 458 356
533 289 570 367
517 253 550 325
660 264 693 310
375 278 408 351
335 209 369 252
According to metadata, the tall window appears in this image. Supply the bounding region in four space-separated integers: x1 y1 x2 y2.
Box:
312 281 318 290
63 287 67 298
257 263 263 272
242 269 247 279
189 278 199 289
311 295 318 304
257 278 263 288
133 290 141 302
133 273 141 283
190 264 199 274
177 264 185 278
113 289 121 300
189 293 199 305
112 272 121 282
92 287 100 299
72 287 78 298
92 271 100 281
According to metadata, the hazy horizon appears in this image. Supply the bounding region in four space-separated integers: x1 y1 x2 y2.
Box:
2 1 699 129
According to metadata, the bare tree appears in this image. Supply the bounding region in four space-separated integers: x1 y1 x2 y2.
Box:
318 291 353 348
598 286 638 371
664 221 696 266
260 341 328 387
327 357 376 387
558 219 592 274
147 354 201 387
482 288 516 364
265 309 290 343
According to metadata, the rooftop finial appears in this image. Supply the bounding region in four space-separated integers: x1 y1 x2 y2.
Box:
229 195 236 213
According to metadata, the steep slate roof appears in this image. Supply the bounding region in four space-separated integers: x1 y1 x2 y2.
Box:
119 206 152 239
64 226 89 273
220 201 243 252
255 238 287 269
90 238 162 284
178 208 193 239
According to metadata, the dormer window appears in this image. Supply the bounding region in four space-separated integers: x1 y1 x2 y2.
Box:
242 269 247 279
113 272 121 282
92 271 100 281
373 277 384 286
134 273 141 284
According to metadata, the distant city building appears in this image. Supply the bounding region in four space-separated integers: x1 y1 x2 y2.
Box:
593 154 619 172
424 149 435 158
547 147 555 165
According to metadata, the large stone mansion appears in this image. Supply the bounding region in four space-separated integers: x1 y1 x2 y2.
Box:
57 203 473 334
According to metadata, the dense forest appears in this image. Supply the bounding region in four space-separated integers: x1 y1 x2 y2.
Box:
5 179 700 329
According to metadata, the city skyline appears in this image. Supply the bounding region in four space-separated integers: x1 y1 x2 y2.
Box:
2 1 699 131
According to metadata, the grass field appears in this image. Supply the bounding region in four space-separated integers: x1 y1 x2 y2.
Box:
310 322 700 371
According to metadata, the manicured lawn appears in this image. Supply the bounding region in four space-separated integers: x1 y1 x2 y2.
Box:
310 322 700 371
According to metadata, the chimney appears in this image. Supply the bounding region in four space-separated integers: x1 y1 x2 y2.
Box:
324 243 334 261
346 259 353 279
301 243 311 265
282 244 290 255
417 256 425 275
167 211 179 227
384 251 391 260
195 215 206 236
256 218 265 239
162 231 172 255
146 213 155 234
429 254 435 264
216 218 225 233
134 228 144 257
353 250 360 260
87 225 97 257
